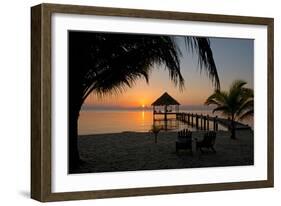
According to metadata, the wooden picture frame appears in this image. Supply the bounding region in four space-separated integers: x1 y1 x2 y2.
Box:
31 3 274 202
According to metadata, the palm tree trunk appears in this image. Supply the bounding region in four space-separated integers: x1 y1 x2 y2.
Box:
68 109 81 172
230 114 236 139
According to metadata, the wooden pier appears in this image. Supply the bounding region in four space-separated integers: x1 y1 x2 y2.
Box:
176 112 251 131
151 92 251 132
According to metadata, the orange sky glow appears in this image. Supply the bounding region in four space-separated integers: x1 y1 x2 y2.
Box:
82 37 254 109
84 67 219 108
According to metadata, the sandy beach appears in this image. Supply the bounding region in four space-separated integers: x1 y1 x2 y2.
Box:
70 130 254 173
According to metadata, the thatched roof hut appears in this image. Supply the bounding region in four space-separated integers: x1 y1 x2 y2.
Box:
151 92 180 128
151 92 180 106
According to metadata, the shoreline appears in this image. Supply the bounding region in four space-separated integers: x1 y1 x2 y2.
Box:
78 110 253 135
79 130 180 137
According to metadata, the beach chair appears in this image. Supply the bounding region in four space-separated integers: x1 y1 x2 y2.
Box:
176 129 192 154
196 131 216 153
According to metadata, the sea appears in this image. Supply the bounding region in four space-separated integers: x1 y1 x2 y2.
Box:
78 108 253 135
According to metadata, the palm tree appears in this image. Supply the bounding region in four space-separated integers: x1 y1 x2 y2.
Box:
205 80 254 139
68 32 220 170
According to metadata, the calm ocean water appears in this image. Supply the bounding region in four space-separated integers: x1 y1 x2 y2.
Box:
78 109 253 135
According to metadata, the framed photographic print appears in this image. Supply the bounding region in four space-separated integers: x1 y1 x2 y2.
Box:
31 3 274 202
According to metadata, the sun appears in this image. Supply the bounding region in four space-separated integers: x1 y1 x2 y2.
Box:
141 104 145 108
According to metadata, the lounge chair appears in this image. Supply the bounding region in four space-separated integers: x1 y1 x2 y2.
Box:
196 131 216 153
176 129 192 154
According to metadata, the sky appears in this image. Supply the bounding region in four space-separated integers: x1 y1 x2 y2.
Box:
83 35 254 110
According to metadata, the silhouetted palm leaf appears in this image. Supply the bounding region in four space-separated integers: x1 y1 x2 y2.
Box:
185 37 220 89
237 87 254 120
70 32 220 110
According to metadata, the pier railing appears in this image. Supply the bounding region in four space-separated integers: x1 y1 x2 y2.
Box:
175 112 251 131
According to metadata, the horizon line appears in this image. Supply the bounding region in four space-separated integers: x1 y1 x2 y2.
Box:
81 104 215 111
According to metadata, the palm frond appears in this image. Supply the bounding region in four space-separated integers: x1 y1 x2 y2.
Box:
237 98 254 120
239 109 254 120
184 37 220 90
229 80 247 95
205 90 228 106
212 105 231 114
205 79 254 121
69 32 220 110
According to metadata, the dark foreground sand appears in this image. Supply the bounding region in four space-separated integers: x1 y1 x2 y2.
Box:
71 130 253 173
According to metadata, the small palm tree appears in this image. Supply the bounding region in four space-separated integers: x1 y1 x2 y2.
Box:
150 125 161 143
205 80 254 139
